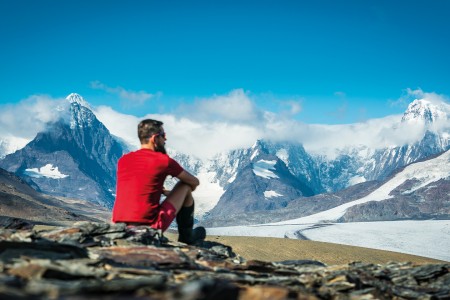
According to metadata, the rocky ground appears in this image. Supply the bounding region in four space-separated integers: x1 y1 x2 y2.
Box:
0 220 449 299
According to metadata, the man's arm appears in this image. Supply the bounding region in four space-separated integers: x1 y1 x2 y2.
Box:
176 170 200 191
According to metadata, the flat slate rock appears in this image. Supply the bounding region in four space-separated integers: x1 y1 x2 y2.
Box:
0 221 448 299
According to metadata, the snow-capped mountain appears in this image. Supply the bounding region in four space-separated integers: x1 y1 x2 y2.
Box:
0 93 127 208
283 149 450 224
207 141 314 218
401 98 450 124
66 92 93 110
1 93 449 223
196 99 450 222
228 147 450 225
280 100 449 191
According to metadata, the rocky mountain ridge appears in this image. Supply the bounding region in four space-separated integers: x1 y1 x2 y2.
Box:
0 167 111 225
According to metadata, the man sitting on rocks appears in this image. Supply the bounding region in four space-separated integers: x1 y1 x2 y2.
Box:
112 119 206 245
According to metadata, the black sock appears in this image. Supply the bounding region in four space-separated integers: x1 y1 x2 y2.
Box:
176 202 194 229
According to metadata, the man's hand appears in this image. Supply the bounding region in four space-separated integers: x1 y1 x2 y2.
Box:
162 188 171 197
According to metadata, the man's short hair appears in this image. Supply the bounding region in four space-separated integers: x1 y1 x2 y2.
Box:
138 119 164 144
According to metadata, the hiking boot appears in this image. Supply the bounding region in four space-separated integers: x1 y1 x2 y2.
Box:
178 226 206 245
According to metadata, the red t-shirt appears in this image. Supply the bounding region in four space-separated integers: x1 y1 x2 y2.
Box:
112 149 184 224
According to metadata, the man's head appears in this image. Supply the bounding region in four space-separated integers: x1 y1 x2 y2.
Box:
138 119 167 154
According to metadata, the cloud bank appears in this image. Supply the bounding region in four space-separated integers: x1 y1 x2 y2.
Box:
1 88 449 160
0 94 67 140
0 94 71 155
180 89 263 124
95 88 450 160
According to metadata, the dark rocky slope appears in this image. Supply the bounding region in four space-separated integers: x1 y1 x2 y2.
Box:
0 167 111 225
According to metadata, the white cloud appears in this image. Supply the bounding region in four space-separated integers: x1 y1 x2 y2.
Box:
160 115 262 159
90 81 156 106
390 88 449 108
278 100 303 116
94 107 263 159
93 105 141 149
0 95 68 141
414 89 450 106
180 89 263 124
94 90 305 160
96 104 397 161
288 101 302 115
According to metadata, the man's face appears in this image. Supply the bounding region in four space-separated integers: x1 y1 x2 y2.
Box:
154 128 167 154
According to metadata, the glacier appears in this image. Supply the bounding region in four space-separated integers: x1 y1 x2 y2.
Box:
207 220 450 262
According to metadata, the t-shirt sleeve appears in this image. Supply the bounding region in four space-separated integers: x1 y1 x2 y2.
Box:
167 157 184 177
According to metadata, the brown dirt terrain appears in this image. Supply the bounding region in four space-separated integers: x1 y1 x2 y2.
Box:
165 232 445 265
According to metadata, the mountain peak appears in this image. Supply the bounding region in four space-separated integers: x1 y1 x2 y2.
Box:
66 93 92 110
401 99 448 124
64 93 96 129
250 140 269 161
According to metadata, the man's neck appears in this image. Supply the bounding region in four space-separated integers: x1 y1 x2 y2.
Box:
141 143 155 151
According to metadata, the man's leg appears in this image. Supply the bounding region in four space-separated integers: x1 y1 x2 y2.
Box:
165 181 194 213
165 182 206 244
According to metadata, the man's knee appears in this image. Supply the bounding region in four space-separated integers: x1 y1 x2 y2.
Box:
166 182 194 212
173 181 193 192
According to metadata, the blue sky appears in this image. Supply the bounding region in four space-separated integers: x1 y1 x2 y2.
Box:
1 0 449 124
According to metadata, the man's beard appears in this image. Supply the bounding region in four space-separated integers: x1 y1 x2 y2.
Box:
155 143 167 154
